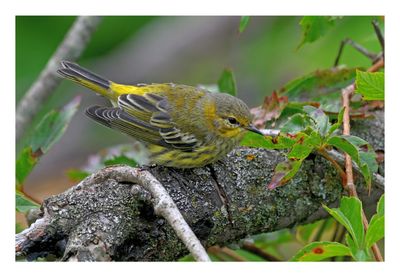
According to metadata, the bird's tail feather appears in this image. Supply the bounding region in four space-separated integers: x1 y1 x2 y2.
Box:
57 60 111 97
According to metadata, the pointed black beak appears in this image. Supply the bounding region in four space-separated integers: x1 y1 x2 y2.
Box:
246 124 263 136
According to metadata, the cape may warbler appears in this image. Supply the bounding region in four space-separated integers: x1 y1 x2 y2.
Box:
57 61 262 168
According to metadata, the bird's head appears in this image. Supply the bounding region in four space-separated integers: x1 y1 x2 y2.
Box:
208 93 263 139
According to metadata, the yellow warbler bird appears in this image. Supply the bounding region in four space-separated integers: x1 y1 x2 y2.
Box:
57 61 262 168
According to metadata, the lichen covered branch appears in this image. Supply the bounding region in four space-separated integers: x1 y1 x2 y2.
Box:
15 145 384 261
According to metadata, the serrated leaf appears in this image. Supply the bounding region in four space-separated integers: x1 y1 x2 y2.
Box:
297 16 336 49
240 132 297 150
104 155 137 167
355 70 384 100
29 96 81 154
287 132 321 160
323 197 364 249
218 68 237 96
267 159 302 189
16 191 40 213
280 114 310 134
303 105 330 136
16 97 81 189
365 214 384 249
327 135 378 189
291 241 351 261
16 147 38 190
280 67 356 102
238 16 250 33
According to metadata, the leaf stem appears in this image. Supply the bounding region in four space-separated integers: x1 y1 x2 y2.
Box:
318 148 347 186
341 58 384 261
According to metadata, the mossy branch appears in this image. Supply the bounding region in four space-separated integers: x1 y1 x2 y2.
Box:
15 110 384 261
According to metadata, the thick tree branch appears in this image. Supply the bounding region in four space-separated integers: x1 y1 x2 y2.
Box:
15 109 384 261
16 16 102 141
104 167 210 261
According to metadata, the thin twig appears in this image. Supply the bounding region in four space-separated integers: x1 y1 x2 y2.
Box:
208 246 246 261
241 241 281 261
16 16 102 141
108 166 211 262
372 19 384 54
334 38 379 66
341 58 384 261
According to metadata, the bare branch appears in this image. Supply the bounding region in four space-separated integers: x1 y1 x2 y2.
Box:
105 166 211 262
16 16 102 141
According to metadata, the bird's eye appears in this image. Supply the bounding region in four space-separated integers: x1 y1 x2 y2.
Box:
227 117 239 125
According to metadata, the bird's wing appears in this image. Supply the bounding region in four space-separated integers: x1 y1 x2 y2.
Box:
85 93 199 151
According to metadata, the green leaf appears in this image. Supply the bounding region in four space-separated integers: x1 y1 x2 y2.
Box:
16 147 38 189
376 194 384 216
178 254 196 261
303 105 330 136
29 96 81 154
327 107 345 137
345 233 371 261
365 214 384 249
238 16 250 33
323 197 364 249
267 159 302 189
16 191 40 213
16 97 81 189
297 16 336 49
218 68 237 96
328 135 358 161
327 135 378 189
104 155 137 167
291 241 351 261
280 67 356 102
355 70 384 100
252 229 294 247
280 114 310 134
295 219 336 245
287 132 321 160
273 102 312 126
234 249 265 261
365 194 385 248
240 132 297 150
66 169 90 182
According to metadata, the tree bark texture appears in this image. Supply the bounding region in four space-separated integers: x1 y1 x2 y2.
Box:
15 111 384 261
